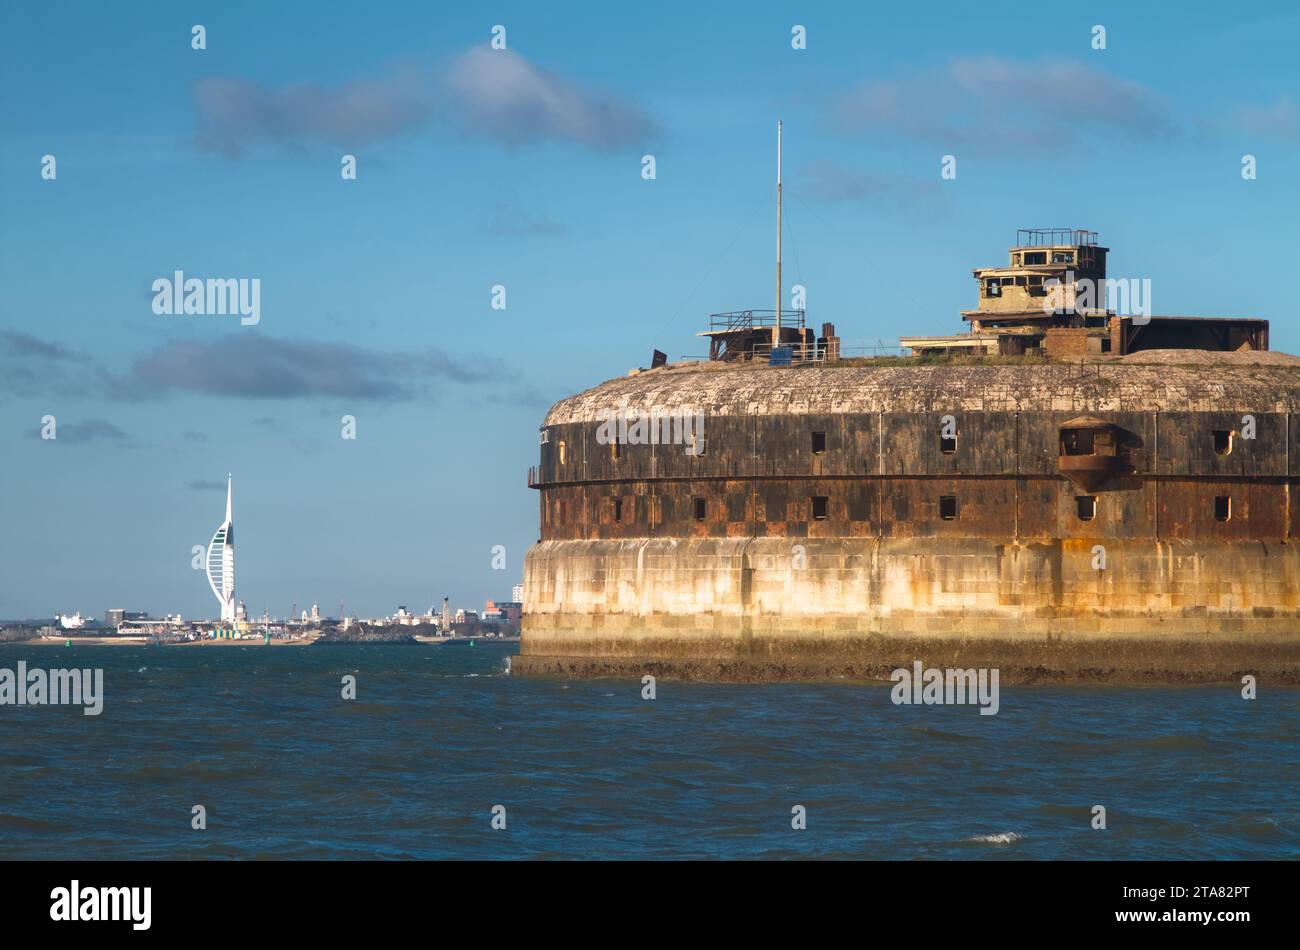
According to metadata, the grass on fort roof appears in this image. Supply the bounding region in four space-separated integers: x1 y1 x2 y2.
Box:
666 353 1284 371
795 353 1053 368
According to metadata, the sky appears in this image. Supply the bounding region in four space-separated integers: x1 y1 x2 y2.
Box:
1 0 1297 622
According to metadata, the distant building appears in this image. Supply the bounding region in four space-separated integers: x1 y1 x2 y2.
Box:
391 606 431 626
512 583 525 603
106 609 148 627
485 600 522 625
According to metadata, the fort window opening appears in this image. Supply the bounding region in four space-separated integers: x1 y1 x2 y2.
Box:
611 440 622 460
1052 251 1074 264
1215 496 1231 522
1076 496 1097 521
1061 429 1095 455
1023 251 1047 265
613 498 623 522
812 496 829 520
811 431 826 454
1213 430 1234 456
940 432 957 454
693 497 707 521
558 441 567 465
985 278 1000 297
939 495 958 520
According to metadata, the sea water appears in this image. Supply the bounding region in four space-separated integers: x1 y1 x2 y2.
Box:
0 642 1295 859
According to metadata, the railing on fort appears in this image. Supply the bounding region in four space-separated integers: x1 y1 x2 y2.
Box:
1016 228 1098 248
841 341 910 357
750 342 825 364
707 309 807 332
686 337 909 361
747 341 909 363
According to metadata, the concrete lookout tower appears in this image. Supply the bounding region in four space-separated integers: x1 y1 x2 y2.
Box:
965 228 1109 329
899 228 1268 360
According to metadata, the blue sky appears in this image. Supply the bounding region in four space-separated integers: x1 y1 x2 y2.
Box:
1 0 1297 621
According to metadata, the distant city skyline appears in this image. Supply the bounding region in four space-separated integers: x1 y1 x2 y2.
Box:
3 1 1298 618
5 463 522 623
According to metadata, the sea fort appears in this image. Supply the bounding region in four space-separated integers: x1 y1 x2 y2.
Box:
519 224 1300 683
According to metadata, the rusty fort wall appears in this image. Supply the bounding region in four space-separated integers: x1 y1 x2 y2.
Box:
519 360 1300 681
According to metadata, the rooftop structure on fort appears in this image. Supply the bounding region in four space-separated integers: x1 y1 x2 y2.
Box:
911 227 1267 359
698 226 1269 366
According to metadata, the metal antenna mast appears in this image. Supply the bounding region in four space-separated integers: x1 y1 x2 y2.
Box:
774 120 783 349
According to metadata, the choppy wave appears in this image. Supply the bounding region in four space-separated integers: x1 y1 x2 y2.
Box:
966 832 1023 845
